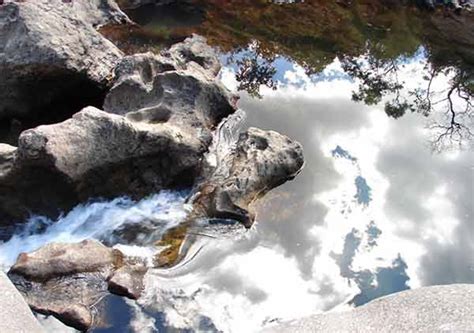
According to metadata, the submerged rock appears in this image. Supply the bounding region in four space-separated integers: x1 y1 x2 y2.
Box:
0 0 125 121
193 127 304 227
8 240 146 332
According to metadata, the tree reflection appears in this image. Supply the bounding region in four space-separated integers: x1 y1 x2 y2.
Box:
227 43 278 98
188 0 474 151
341 51 473 151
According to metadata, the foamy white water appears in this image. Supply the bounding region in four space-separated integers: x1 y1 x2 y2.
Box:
0 191 190 271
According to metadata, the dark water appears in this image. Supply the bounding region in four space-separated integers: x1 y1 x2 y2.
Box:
4 1 474 332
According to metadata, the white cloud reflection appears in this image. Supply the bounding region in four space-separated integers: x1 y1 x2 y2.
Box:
130 57 473 332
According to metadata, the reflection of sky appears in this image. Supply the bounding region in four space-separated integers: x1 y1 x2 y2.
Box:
131 54 473 333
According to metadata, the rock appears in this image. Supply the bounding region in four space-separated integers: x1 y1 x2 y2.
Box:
8 240 146 332
0 36 237 222
107 265 146 299
165 34 222 77
9 240 124 280
264 284 474 332
103 36 233 143
0 272 45 333
192 127 304 227
0 0 124 121
0 143 15 177
16 106 204 196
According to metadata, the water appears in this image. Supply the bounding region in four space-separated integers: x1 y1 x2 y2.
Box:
1 1 473 332
0 191 190 270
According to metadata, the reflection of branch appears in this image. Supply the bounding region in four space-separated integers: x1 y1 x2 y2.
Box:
428 71 473 152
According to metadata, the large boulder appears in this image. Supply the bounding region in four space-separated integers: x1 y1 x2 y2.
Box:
8 240 145 332
17 107 204 196
192 127 304 227
0 0 125 122
0 106 204 221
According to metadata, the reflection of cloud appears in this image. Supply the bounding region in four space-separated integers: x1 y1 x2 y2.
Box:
131 57 472 332
376 113 474 285
238 76 372 277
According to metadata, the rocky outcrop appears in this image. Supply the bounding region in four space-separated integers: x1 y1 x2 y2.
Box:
8 240 146 332
0 272 45 333
0 0 125 121
0 36 237 222
192 127 304 227
264 284 474 332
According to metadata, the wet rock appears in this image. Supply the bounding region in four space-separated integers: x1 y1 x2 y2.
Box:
107 265 146 299
8 240 146 332
192 127 304 227
0 0 125 121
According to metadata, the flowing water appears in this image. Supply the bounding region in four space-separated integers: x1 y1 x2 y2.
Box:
1 1 473 332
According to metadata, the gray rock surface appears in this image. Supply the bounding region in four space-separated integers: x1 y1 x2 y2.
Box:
8 240 146 332
16 106 204 195
0 35 237 223
0 271 45 333
192 127 304 227
264 284 474 332
103 36 234 146
107 265 146 299
9 239 124 280
0 0 125 120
